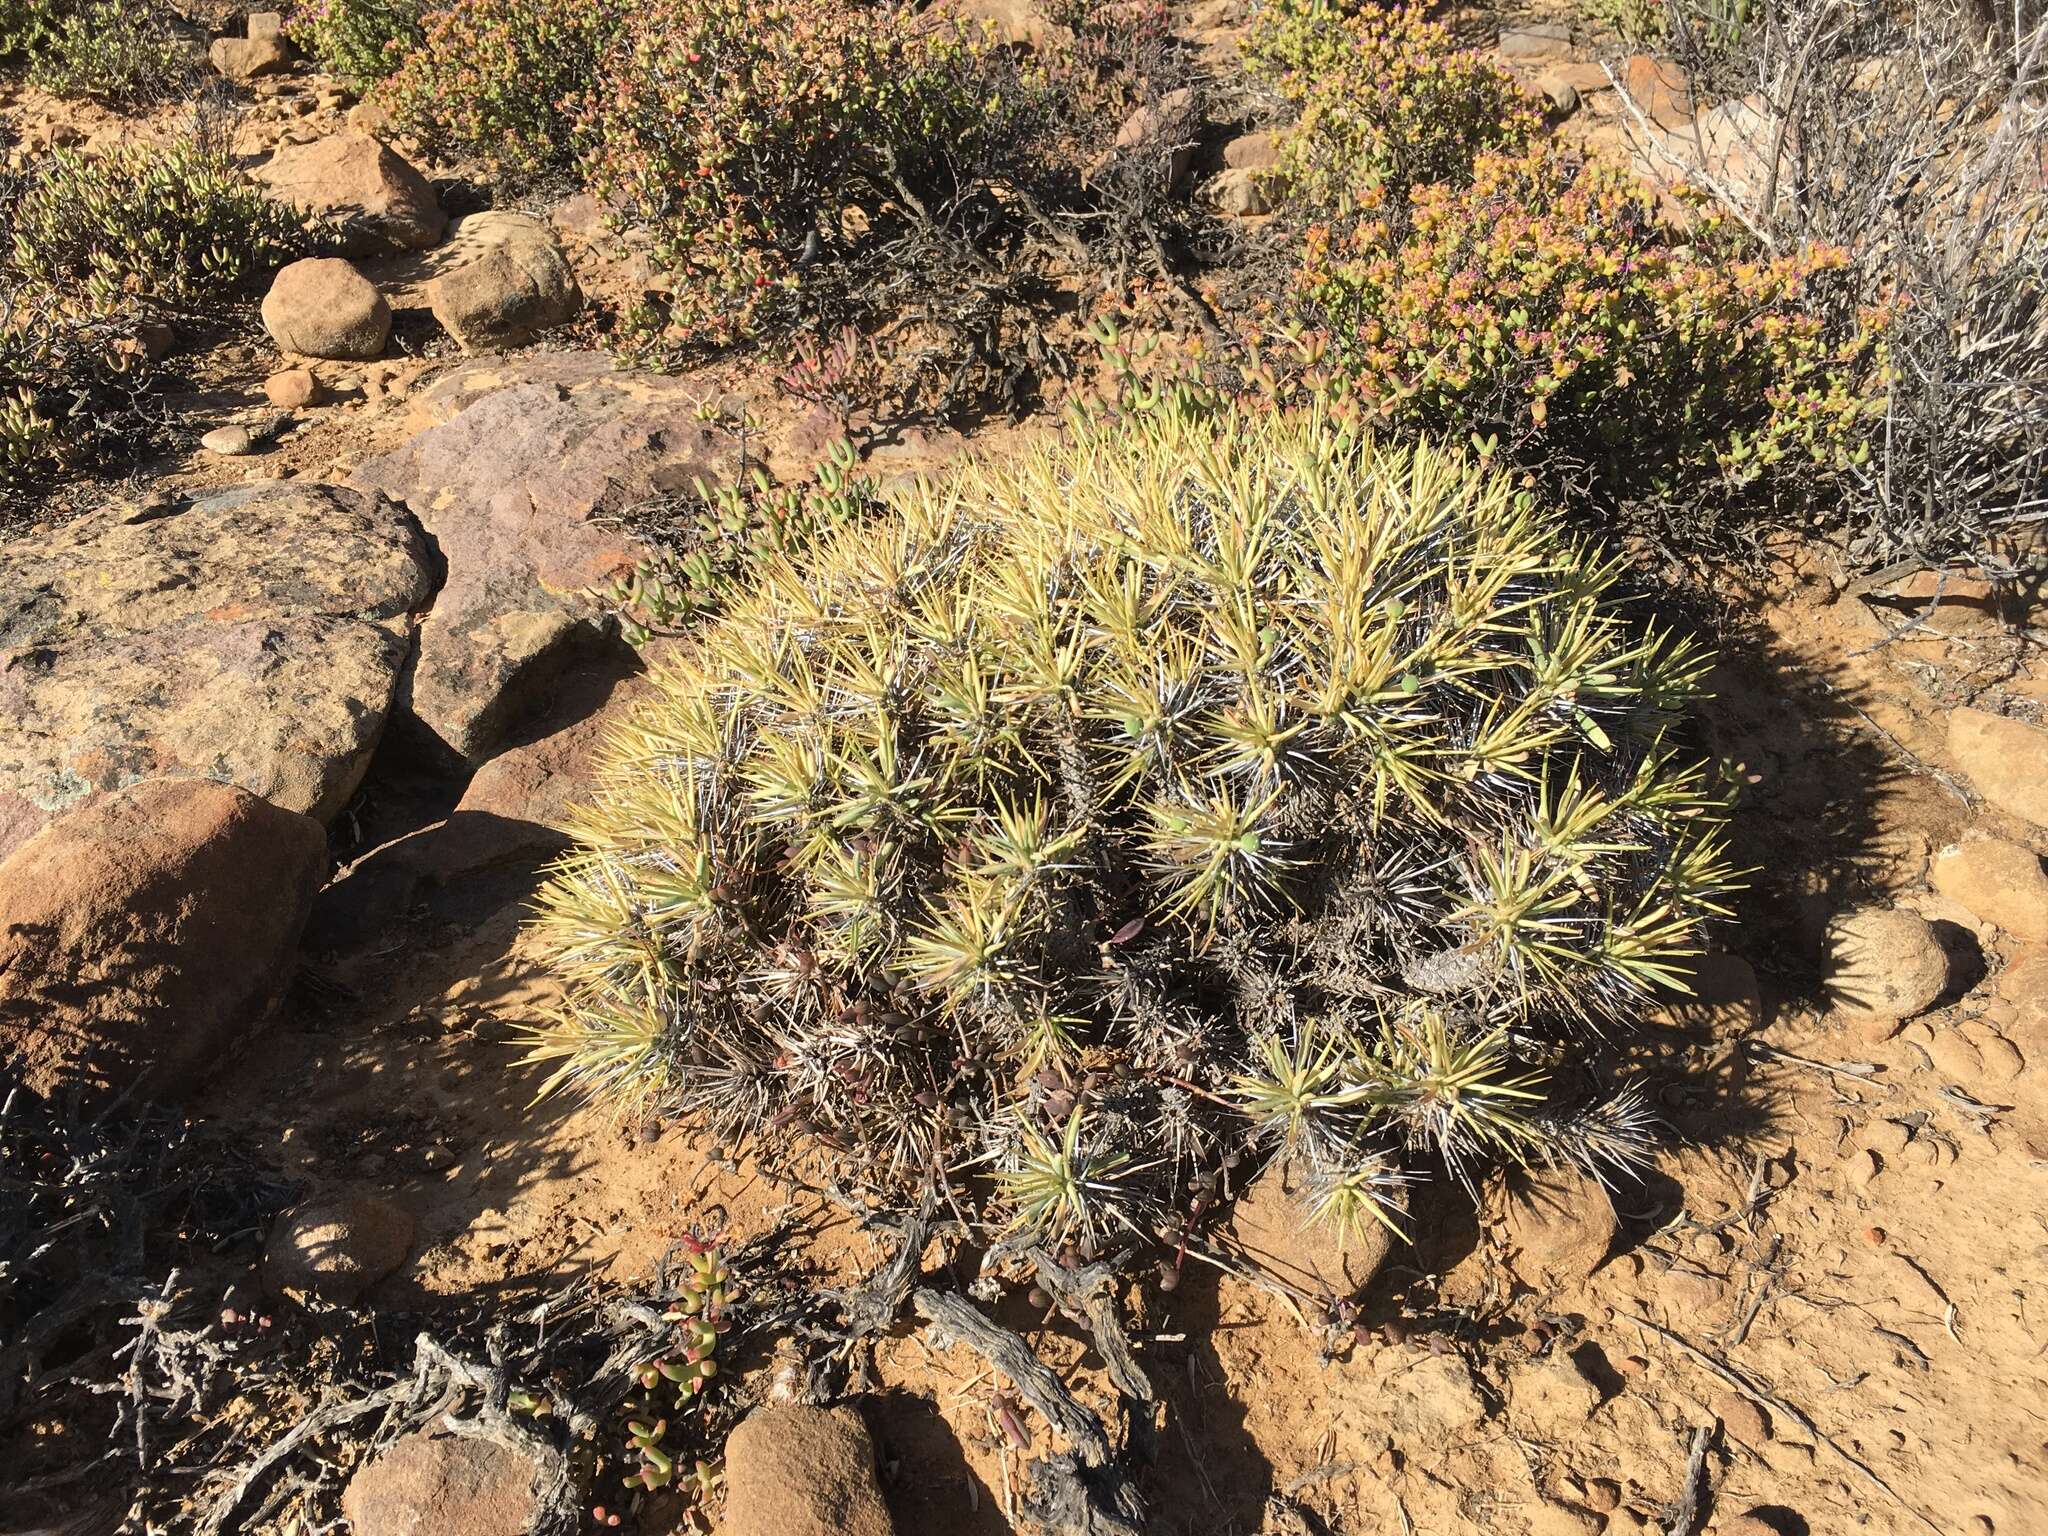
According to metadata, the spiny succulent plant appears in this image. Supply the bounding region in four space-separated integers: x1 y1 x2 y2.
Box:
525 401 1738 1251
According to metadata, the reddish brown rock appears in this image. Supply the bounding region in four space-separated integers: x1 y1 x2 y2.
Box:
340 1428 543 1536
254 132 446 255
1496 1168 1619 1289
264 367 321 409
1618 53 1694 128
1950 708 2048 829
723 1404 896 1536
0 781 324 1102
350 355 738 763
1226 1156 1403 1298
1932 836 2048 942
210 35 291 80
0 482 433 860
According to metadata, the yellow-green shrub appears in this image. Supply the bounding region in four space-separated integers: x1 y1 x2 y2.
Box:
1246 0 1539 207
525 402 1737 1244
1278 140 1890 502
377 0 623 188
11 136 310 308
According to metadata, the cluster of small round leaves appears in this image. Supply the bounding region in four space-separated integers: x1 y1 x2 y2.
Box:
282 0 422 83
375 0 622 189
525 404 1738 1245
1245 0 1540 206
570 0 1040 359
1284 140 1892 496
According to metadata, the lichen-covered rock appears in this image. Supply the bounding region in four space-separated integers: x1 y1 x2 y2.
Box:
0 780 324 1101
265 1193 415 1303
349 355 736 763
414 212 582 351
723 1404 895 1536
262 257 391 360
0 482 432 860
254 132 446 255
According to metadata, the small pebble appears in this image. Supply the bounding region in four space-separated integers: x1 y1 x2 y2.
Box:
200 424 257 456
1862 1225 1888 1246
265 367 321 409
1582 1478 1622 1513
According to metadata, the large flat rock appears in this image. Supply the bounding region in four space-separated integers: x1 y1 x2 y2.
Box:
349 354 738 764
0 482 434 859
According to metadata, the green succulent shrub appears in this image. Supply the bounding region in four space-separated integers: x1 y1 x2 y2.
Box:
1275 139 1891 506
6 0 196 103
283 0 423 82
377 0 623 189
526 403 1738 1252
577 0 1050 354
10 136 310 308
1 131 312 490
1245 0 1540 209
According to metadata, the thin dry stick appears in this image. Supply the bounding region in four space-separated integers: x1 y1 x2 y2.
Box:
1620 1311 1940 1534
1666 1424 1714 1536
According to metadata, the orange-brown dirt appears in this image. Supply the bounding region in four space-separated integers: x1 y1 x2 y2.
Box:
190 572 2048 1536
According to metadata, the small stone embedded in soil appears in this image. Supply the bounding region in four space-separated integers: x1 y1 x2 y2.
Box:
1387 1352 1489 1438
1926 1028 1986 1082
1496 1167 1620 1289
1715 1517 1786 1536
1825 906 1949 1020
1581 1478 1623 1512
721 1403 895 1536
1525 1499 1603 1536
1506 1355 1601 1437
265 367 321 408
1712 1391 1771 1444
1655 1265 1732 1313
265 1193 415 1303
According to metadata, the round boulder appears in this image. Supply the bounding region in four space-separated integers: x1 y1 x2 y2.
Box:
423 212 582 352
723 1404 895 1536
263 257 391 360
0 780 325 1103
1825 907 1949 1020
1495 1167 1620 1290
265 1193 415 1303
1225 1156 1403 1298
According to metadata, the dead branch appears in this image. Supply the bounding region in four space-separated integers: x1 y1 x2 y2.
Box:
912 1287 1147 1536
